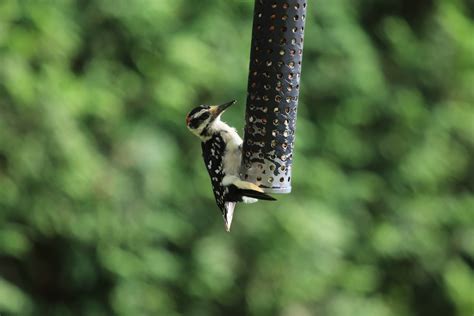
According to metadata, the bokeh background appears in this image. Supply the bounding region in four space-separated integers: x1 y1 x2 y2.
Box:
1 0 473 315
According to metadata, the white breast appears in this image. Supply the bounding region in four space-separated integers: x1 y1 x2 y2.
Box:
211 119 243 178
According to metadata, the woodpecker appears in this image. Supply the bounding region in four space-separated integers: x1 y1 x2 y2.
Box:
186 100 276 231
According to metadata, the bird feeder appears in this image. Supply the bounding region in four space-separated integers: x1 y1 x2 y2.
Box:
241 0 307 194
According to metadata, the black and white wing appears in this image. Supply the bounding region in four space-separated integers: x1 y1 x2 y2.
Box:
201 134 235 230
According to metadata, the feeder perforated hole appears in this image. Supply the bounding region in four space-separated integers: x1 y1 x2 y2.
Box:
285 107 290 113
273 119 279 125
289 49 296 56
262 106 268 113
251 82 257 88
288 73 294 79
257 176 262 181
257 24 262 30
282 143 288 149
258 164 263 169
246 152 251 157
283 130 289 137
271 14 276 19
279 50 285 56
288 61 295 68
258 13 262 18
281 26 287 32
294 15 299 21
291 38 296 45
303 2 306 8
281 165 286 171
249 116 254 122
277 73 283 79
275 95 282 102
264 84 270 90
249 104 255 110
271 140 276 148
268 177 274 183
269 164 275 171
272 130 278 137
247 139 253 145
266 60 272 67
295 3 300 9
302 15 306 21
287 85 293 91
269 25 275 31
272 3 277 8
288 177 291 181
280 38 287 45
263 71 269 78
245 174 249 179
282 154 287 161
262 118 267 124
274 107 279 113
263 95 269 101
268 39 273 44
282 2 289 9
292 27 298 33
286 96 291 103
282 14 288 20
279 177 285 182
284 119 289 126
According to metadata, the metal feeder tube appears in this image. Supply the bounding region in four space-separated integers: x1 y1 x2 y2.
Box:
241 0 307 194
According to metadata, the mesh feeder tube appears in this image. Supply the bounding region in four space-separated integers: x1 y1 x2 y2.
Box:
241 0 307 194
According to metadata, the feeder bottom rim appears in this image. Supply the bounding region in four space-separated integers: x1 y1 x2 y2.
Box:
262 187 292 194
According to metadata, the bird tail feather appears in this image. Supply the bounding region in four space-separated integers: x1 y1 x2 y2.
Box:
239 189 276 201
233 179 277 201
224 202 236 232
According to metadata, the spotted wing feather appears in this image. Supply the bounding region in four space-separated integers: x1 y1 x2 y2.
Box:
201 134 229 217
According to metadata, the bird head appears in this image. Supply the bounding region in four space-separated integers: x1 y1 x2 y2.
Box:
186 100 236 139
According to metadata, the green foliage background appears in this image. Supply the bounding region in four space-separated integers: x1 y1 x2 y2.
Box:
0 0 473 315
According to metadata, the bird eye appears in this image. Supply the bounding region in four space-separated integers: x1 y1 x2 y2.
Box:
199 112 210 121
187 112 210 129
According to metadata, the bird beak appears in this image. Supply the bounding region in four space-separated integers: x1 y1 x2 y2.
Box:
210 100 236 118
